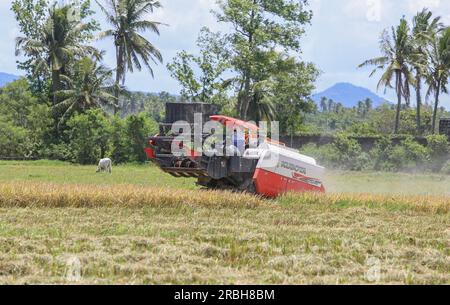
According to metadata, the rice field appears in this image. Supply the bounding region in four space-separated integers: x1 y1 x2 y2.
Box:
0 161 448 284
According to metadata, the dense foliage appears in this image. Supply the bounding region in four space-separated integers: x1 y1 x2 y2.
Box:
303 97 449 136
2 1 450 172
360 9 450 135
168 0 319 132
300 133 450 173
0 79 158 164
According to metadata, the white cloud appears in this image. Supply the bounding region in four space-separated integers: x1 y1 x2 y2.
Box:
153 0 221 32
342 0 395 23
309 0 322 14
343 0 369 20
366 0 382 22
407 0 441 14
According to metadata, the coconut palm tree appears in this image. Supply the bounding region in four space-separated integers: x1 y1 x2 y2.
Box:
364 98 373 113
359 18 414 134
320 97 328 112
55 57 117 126
247 94 276 123
410 9 443 133
96 0 163 113
15 4 100 105
328 99 335 113
425 27 450 134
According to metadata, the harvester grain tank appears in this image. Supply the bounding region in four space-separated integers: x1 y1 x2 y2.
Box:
145 103 326 197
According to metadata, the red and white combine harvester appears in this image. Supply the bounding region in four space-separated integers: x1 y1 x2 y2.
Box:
145 103 325 198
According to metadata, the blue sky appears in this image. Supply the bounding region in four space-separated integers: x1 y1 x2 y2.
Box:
2 0 450 107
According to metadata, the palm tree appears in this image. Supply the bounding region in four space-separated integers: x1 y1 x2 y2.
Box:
247 96 276 123
96 0 163 113
335 103 343 114
364 98 373 113
320 97 328 112
410 9 442 133
327 99 335 113
357 100 365 117
15 4 100 105
55 57 117 125
359 18 414 134
425 27 450 134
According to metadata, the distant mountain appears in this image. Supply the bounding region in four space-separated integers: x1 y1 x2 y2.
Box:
0 72 20 87
312 82 388 108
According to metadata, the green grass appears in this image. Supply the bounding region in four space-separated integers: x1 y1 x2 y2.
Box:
0 160 196 189
0 161 448 284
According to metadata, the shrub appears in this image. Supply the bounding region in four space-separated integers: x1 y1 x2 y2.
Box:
426 135 450 172
388 145 408 171
47 111 160 165
300 135 432 173
300 134 366 171
0 118 29 157
352 152 373 171
125 114 158 163
332 133 362 169
388 137 429 172
371 136 394 171
66 109 111 164
346 122 377 135
109 116 129 164
402 137 429 168
39 143 72 161
0 79 53 158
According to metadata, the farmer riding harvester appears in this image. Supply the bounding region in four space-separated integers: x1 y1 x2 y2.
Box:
145 103 326 198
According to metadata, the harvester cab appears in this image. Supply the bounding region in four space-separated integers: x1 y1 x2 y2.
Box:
145 103 326 198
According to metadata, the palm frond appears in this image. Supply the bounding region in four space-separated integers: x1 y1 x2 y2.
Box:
97 29 115 41
98 0 163 86
130 20 162 35
358 56 388 68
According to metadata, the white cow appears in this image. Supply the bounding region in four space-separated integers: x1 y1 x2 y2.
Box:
96 158 112 174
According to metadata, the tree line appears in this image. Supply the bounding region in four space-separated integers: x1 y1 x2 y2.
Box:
309 96 449 136
12 0 318 132
360 9 450 135
13 0 163 120
2 0 167 163
300 133 450 174
1 0 318 162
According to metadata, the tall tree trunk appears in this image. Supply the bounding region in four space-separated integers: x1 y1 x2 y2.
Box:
52 69 61 106
394 72 402 134
239 54 252 120
405 86 410 108
238 4 256 120
114 45 124 115
236 80 245 117
51 69 62 135
239 75 251 120
432 81 441 134
415 72 422 135
243 83 252 120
